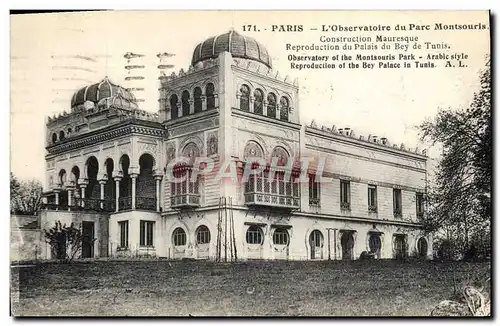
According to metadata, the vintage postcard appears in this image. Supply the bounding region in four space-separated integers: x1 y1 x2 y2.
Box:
10 10 491 317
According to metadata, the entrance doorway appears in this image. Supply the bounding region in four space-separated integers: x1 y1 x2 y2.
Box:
81 221 95 258
393 234 407 259
341 231 355 260
309 230 324 260
368 233 382 258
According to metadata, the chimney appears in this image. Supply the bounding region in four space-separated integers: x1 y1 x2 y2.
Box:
338 128 343 135
372 135 378 143
380 137 387 145
344 127 350 136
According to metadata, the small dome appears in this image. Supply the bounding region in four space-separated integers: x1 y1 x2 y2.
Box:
191 30 272 69
71 77 136 108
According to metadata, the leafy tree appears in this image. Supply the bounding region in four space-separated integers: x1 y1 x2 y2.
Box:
10 173 21 214
10 174 43 215
44 221 93 263
419 58 491 256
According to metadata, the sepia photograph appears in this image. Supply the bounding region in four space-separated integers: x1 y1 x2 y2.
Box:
9 10 491 317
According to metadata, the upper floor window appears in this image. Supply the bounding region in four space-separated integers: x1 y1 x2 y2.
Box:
239 84 250 111
206 83 215 110
340 180 351 210
140 220 155 247
280 96 289 121
52 133 57 144
194 87 203 113
368 185 377 212
169 94 179 119
267 93 277 118
416 192 424 217
309 174 320 206
59 130 65 141
253 89 264 114
181 90 190 116
393 189 402 217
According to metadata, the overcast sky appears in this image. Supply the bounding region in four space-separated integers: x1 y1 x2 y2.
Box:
10 11 490 185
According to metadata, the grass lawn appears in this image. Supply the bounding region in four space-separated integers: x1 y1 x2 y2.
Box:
10 259 490 316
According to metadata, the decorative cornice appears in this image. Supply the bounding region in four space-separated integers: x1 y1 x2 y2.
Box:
232 108 301 131
46 119 165 156
306 127 427 161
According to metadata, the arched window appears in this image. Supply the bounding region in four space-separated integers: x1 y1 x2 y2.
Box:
196 225 211 244
206 83 215 110
52 133 57 144
67 127 72 135
253 89 263 115
309 230 324 248
417 237 428 257
246 225 263 244
173 227 187 246
194 87 203 113
369 233 382 254
59 169 67 185
267 93 277 118
280 97 289 121
239 84 250 111
273 228 289 245
181 90 190 116
170 94 179 120
59 130 65 141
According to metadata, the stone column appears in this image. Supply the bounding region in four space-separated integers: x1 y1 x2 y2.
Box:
177 102 182 118
201 95 207 111
189 99 194 114
214 93 219 108
78 179 89 207
249 96 255 113
67 187 73 211
276 103 281 120
114 176 121 212
131 173 138 209
99 179 107 209
154 174 163 212
53 187 61 210
263 100 268 116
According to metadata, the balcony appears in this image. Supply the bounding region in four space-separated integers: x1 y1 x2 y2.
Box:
136 197 156 211
340 202 351 211
41 199 116 213
394 208 402 218
244 174 300 209
368 205 378 213
170 194 200 208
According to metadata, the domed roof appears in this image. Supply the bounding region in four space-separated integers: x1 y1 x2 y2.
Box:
71 77 136 108
191 30 272 69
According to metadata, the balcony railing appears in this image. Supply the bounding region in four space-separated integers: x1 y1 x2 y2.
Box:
368 205 378 213
170 194 200 208
394 208 402 218
119 196 132 210
340 202 351 211
309 197 321 206
244 175 300 209
136 196 156 211
41 199 115 212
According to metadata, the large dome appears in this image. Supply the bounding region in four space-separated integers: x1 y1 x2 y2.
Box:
71 77 136 108
191 30 272 69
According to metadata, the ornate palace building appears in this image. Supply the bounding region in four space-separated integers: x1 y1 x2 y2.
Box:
40 30 431 261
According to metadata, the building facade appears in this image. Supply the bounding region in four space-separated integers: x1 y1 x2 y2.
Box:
41 30 431 261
